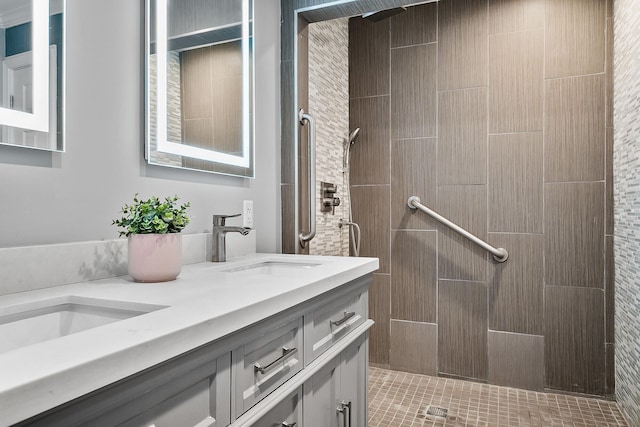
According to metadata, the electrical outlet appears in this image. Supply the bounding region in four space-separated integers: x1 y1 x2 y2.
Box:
243 200 254 228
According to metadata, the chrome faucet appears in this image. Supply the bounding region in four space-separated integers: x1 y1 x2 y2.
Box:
212 214 251 262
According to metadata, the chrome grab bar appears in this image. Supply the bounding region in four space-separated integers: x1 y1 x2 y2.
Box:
298 109 316 248
408 196 509 263
254 347 298 375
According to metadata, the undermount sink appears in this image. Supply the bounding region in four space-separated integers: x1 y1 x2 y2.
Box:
222 261 323 275
0 296 167 354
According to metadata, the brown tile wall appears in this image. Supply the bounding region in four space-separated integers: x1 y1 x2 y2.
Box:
281 0 613 397
345 0 612 395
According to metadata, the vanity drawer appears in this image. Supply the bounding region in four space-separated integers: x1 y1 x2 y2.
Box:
233 316 303 418
304 288 366 364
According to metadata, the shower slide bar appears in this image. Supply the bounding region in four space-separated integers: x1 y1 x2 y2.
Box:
299 109 316 248
407 196 509 263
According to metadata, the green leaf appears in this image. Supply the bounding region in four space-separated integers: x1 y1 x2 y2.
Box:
112 194 191 237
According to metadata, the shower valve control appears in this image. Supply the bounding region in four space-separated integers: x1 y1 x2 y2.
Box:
321 181 340 214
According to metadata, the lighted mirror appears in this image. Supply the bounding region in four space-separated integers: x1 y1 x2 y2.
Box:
0 0 64 152
145 0 254 177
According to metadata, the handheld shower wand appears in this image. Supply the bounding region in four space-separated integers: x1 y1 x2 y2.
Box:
343 128 362 256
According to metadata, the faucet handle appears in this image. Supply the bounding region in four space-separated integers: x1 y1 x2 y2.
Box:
213 213 241 226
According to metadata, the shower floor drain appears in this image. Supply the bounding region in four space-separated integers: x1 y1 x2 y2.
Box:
425 406 448 418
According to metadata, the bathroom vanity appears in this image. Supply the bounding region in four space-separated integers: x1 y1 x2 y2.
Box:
0 254 377 426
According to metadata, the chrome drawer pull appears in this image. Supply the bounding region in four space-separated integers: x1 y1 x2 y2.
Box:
254 347 298 375
330 311 356 328
337 400 352 427
281 422 297 427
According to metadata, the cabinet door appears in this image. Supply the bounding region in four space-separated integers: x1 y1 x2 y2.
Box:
113 353 231 427
252 386 302 427
338 334 368 427
21 352 231 427
303 356 340 427
303 332 368 427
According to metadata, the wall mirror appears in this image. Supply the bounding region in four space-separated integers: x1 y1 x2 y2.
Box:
145 0 254 178
0 0 64 152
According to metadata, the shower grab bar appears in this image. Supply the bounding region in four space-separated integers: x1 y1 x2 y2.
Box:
407 196 509 262
299 109 316 248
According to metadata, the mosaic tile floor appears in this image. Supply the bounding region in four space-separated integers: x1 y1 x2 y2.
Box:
368 367 629 427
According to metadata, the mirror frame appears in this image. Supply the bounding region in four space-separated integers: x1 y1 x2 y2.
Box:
0 0 63 151
145 0 255 177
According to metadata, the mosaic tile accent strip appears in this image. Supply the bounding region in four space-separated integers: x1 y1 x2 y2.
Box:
612 0 640 424
308 18 350 256
368 367 629 427
148 52 183 167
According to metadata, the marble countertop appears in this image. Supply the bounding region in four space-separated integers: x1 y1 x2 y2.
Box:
0 253 378 426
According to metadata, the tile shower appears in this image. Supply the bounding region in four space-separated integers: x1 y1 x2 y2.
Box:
295 0 614 396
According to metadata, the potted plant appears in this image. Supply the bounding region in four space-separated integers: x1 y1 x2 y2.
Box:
113 194 190 282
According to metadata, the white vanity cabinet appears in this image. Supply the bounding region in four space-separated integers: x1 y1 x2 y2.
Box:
12 273 373 427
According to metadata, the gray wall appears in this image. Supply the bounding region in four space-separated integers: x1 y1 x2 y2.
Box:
347 0 613 397
613 0 640 424
0 0 281 252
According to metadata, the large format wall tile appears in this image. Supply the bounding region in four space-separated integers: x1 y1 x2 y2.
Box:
349 17 389 98
545 286 605 395
488 233 543 335
389 2 437 48
437 185 488 282
489 28 543 133
439 280 488 380
350 185 390 273
370 273 391 365
390 320 438 375
181 48 212 119
391 43 437 139
349 96 390 185
391 230 437 322
488 331 544 391
488 0 544 35
438 0 488 90
488 133 543 233
280 61 295 184
281 184 295 254
391 138 437 230
545 182 604 288
606 17 614 128
606 343 615 396
545 74 605 182
545 0 606 78
438 88 487 185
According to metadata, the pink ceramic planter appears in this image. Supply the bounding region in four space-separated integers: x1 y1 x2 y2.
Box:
127 234 182 282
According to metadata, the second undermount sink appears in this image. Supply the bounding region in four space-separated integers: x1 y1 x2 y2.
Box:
222 261 323 275
0 296 167 354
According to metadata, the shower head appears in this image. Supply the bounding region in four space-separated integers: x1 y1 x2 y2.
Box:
348 128 360 145
362 7 407 22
